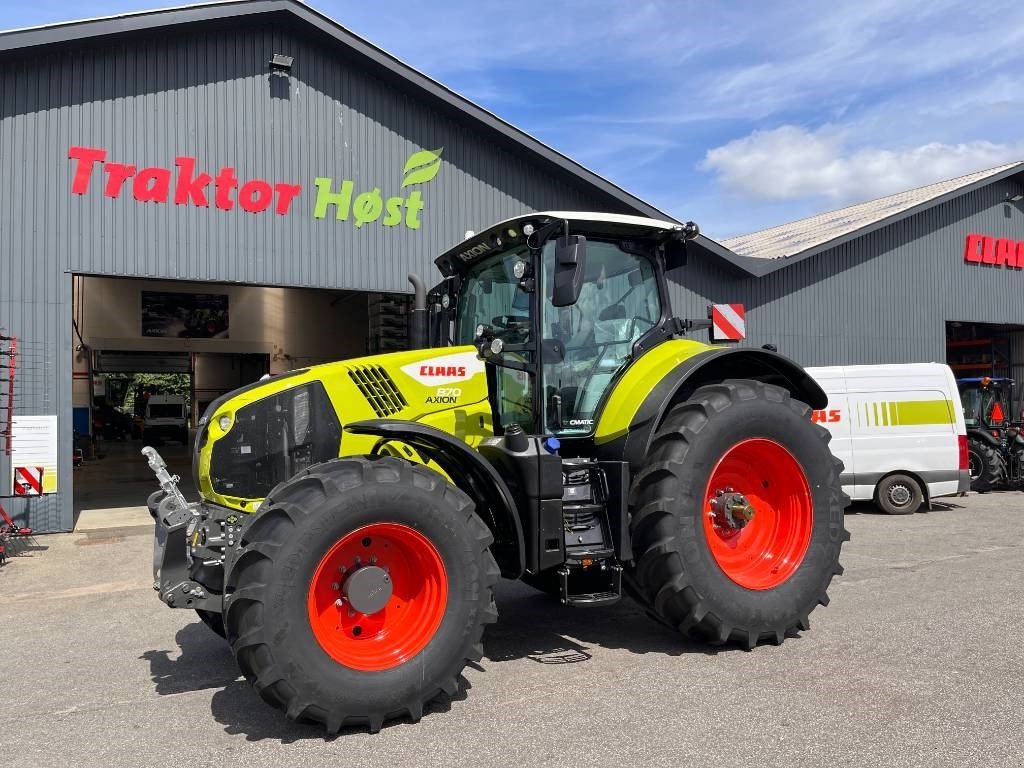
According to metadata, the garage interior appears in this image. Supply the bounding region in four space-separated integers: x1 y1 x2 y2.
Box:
945 320 1024 416
70 275 413 521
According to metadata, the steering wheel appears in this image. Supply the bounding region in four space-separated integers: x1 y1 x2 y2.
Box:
491 314 529 330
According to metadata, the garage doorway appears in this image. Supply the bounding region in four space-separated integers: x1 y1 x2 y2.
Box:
946 321 1024 417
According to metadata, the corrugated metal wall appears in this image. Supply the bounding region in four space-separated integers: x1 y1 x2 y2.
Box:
0 22 625 531
669 176 1024 371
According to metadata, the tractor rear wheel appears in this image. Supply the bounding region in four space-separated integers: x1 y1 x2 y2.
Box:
967 438 1006 492
627 380 848 648
223 456 499 734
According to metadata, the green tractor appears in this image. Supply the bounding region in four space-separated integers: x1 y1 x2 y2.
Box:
145 212 849 734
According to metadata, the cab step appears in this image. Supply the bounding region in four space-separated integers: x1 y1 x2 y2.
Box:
557 563 622 607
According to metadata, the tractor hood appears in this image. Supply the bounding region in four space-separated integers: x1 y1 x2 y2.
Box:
193 346 491 512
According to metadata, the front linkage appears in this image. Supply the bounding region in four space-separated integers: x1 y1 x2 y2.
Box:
144 447 238 615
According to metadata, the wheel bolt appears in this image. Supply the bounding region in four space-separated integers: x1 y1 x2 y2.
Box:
331 582 340 591
369 555 377 564
334 598 344 607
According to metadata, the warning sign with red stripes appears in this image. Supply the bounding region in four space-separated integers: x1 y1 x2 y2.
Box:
9 415 58 495
711 304 746 341
13 466 44 496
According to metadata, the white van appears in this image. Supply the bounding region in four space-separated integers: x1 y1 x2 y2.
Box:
805 363 970 514
142 394 190 446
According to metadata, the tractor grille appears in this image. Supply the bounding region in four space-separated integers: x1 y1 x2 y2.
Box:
348 365 408 417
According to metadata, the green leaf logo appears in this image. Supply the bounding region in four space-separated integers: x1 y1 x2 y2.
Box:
402 148 443 187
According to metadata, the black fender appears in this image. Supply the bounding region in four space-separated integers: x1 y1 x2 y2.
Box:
345 419 525 579
965 427 1002 448
600 347 828 470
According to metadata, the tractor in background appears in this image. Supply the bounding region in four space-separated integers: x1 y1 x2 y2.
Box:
145 211 849 734
958 376 1023 491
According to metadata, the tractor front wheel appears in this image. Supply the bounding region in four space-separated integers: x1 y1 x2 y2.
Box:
627 380 848 648
223 456 499 734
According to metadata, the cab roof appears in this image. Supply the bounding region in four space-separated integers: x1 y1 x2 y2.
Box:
434 211 680 276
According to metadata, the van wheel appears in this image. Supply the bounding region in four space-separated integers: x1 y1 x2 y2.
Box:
875 474 923 514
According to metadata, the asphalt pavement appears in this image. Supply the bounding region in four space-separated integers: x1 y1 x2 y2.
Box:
1 493 1021 768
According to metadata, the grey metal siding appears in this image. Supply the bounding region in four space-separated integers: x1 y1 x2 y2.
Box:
0 23 624 532
19 25 617 290
669 177 1024 374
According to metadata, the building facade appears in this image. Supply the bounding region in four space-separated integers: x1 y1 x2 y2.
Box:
2 1 1023 533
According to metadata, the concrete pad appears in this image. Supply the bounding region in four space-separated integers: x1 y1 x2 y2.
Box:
1 493 1021 767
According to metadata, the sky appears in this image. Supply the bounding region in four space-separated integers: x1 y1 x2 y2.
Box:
3 0 1024 238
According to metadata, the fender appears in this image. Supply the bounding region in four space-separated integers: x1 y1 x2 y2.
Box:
597 347 827 470
345 419 525 578
965 427 1002 448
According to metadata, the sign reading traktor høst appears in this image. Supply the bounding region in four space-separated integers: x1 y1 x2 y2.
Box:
67 145 443 231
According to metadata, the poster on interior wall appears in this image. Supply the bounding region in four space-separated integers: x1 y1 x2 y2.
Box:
141 292 229 339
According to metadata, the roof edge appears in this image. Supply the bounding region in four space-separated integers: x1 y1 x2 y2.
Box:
749 163 1024 276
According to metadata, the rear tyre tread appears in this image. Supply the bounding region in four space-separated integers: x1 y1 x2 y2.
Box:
627 379 848 649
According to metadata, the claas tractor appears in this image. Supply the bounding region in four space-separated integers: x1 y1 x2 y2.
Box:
958 376 1023 491
145 212 849 734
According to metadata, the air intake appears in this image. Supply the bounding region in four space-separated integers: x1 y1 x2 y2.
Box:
348 365 408 417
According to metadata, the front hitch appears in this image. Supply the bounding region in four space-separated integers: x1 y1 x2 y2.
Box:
143 447 220 612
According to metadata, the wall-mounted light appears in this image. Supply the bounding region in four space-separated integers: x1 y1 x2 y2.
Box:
1006 193 1023 203
269 53 294 73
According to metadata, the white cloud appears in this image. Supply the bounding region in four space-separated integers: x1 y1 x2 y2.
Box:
699 125 1024 204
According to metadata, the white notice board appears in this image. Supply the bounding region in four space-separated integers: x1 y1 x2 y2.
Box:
9 415 59 494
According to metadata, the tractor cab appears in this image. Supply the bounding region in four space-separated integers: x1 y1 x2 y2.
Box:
958 376 1015 430
432 212 694 440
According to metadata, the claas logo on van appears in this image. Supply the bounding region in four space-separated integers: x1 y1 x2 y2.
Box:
812 409 842 423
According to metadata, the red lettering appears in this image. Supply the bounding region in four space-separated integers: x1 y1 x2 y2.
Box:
981 235 997 264
239 179 273 213
68 146 107 194
828 409 841 423
1018 242 1024 270
995 238 1017 268
103 162 136 198
964 233 985 263
214 167 238 211
174 156 211 207
274 183 302 215
812 409 841 423
457 366 466 376
132 166 171 203
811 410 826 423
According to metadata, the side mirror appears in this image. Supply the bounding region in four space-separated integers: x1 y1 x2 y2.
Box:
664 238 687 270
551 234 587 307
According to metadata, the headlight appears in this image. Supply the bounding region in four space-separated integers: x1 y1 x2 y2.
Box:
218 414 232 432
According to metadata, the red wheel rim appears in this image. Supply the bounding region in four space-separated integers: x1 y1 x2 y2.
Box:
306 523 448 672
702 439 813 590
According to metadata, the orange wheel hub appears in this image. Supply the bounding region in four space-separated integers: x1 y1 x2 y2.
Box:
703 439 813 590
307 523 448 671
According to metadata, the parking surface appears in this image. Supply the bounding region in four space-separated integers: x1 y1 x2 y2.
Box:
1 494 1021 767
